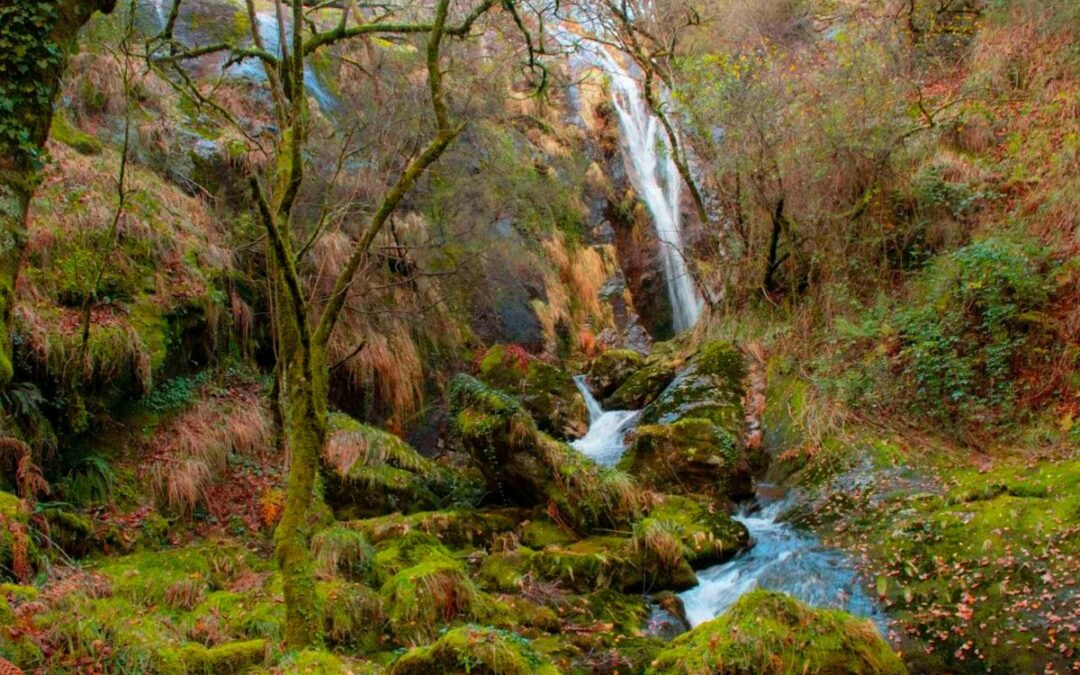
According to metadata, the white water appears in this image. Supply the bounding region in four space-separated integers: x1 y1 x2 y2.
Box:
679 497 886 631
569 370 884 631
570 376 640 467
234 13 337 111
556 31 703 333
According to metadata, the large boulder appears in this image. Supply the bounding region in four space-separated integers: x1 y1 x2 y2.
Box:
639 340 745 429
621 418 753 504
388 625 560 675
448 375 642 532
477 496 748 595
586 348 646 400
477 344 588 439
604 359 677 410
322 413 464 519
649 590 906 675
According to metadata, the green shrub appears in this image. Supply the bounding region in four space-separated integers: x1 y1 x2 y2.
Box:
895 237 1055 421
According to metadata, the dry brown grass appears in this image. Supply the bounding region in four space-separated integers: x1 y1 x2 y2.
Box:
144 394 272 515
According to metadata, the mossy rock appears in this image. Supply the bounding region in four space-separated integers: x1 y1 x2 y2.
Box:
534 534 698 593
0 492 40 583
379 555 484 643
373 530 455 577
320 581 385 652
477 344 589 439
520 517 576 549
639 340 746 433
448 375 642 532
621 418 753 504
648 590 906 675
50 113 102 155
323 413 454 518
603 359 677 410
387 625 559 675
646 494 749 568
97 542 255 610
312 526 377 583
586 348 646 401
277 650 356 674
174 639 267 674
342 508 524 551
476 548 538 592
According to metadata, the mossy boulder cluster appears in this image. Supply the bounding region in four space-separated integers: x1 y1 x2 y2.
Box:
650 590 905 674
448 373 641 532
477 344 589 439
601 340 754 505
323 412 474 519
585 348 645 401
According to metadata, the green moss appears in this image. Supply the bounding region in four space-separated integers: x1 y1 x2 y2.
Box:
838 457 1080 673
345 509 522 551
477 548 538 592
586 348 646 400
387 625 559 675
373 530 454 577
527 536 657 593
640 340 745 433
521 517 576 548
448 375 642 533
477 344 588 439
312 526 375 582
325 413 455 518
320 581 385 652
50 112 102 155
279 649 354 674
379 557 482 643
604 360 677 410
177 639 266 674
97 542 255 610
646 495 749 568
620 418 751 504
649 591 905 674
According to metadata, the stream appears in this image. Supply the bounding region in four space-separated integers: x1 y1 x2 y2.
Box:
571 376 886 633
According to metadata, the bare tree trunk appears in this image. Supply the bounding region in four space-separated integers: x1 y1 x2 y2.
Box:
0 0 117 385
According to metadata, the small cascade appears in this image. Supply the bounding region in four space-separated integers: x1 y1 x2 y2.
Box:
679 495 886 632
557 30 703 333
229 12 337 111
571 376 640 467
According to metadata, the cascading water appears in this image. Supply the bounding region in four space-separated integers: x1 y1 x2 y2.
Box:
678 496 888 633
557 31 703 333
568 372 885 634
230 13 337 112
570 376 640 467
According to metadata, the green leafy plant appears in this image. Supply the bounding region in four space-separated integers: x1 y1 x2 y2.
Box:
895 236 1056 421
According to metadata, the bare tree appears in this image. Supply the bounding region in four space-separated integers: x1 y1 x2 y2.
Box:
151 0 539 647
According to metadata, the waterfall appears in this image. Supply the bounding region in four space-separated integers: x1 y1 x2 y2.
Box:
229 12 337 112
570 376 640 467
558 30 704 333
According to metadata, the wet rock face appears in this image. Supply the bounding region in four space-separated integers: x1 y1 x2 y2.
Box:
649 590 907 675
616 340 752 505
586 348 646 400
640 340 745 431
604 352 678 410
476 344 588 440
620 419 753 504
